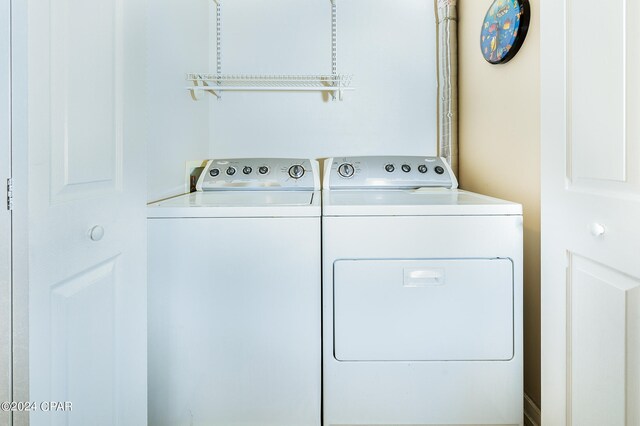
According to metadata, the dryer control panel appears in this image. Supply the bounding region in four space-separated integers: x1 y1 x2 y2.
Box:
197 158 319 191
324 156 458 189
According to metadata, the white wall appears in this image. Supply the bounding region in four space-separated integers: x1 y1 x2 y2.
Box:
146 0 211 202
208 0 438 160
147 0 439 199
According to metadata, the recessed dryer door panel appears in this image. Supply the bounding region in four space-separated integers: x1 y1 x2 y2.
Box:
333 258 513 361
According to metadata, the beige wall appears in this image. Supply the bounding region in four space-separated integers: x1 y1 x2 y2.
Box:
458 0 541 407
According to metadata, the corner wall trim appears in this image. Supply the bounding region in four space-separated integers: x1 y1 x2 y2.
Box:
524 393 541 426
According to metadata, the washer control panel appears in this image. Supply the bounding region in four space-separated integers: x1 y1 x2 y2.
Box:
325 156 458 189
197 158 318 191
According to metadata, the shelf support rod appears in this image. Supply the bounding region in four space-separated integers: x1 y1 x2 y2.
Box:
330 0 338 100
213 0 222 99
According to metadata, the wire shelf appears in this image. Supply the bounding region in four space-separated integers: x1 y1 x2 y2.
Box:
186 74 354 99
187 0 352 101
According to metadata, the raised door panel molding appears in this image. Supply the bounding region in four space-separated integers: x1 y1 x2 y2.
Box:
50 257 119 425
566 0 640 197
50 0 123 203
567 253 640 425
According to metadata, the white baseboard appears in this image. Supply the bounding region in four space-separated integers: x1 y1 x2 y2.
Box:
524 393 541 426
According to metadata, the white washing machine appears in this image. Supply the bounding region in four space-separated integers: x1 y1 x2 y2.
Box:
147 158 321 426
322 156 523 426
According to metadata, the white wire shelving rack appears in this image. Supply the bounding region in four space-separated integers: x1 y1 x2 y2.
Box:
187 0 353 101
186 74 354 99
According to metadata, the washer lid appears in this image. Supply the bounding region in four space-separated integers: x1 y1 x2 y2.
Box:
148 191 320 218
322 189 522 216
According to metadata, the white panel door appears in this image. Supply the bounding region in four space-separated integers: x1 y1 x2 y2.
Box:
541 0 640 424
27 0 147 424
0 0 12 424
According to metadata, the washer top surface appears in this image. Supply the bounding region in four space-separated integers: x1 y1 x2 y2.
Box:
148 191 320 218
148 158 320 218
322 156 521 216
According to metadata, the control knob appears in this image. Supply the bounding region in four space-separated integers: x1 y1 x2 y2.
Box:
385 164 395 173
337 163 355 178
258 166 269 175
418 165 428 174
435 166 445 175
401 164 411 173
289 164 305 179
243 166 252 175
226 167 236 176
209 168 220 177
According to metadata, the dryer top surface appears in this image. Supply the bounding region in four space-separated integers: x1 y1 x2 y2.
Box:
322 189 522 216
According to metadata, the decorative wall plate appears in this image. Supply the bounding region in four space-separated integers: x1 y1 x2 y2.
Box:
480 0 530 64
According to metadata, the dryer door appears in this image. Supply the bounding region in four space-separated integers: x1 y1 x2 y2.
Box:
333 258 513 361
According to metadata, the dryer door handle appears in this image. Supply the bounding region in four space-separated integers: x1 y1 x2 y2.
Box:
403 268 445 287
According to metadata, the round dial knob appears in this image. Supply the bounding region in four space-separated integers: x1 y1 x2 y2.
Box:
258 166 269 175
401 164 411 173
435 166 445 175
418 165 428 174
226 167 236 176
337 163 355 178
243 166 252 175
385 164 395 173
288 165 305 179
209 168 220 177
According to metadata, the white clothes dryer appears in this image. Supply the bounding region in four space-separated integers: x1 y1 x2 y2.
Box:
322 156 523 426
147 158 321 426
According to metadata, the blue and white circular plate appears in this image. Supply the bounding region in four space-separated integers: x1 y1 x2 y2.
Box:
480 0 530 64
